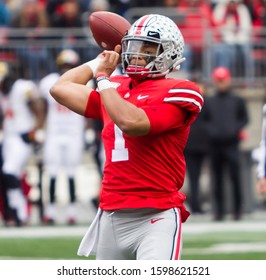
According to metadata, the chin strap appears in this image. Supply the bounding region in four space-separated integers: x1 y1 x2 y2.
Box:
149 70 169 79
173 57 186 71
126 66 150 81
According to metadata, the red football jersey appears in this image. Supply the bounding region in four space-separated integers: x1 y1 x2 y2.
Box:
84 76 203 222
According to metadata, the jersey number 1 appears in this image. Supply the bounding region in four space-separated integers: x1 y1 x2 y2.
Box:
112 125 129 162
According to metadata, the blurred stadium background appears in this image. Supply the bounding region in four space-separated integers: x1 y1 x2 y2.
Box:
1 5 266 260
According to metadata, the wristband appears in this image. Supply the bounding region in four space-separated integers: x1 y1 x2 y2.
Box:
96 75 113 91
85 57 102 77
95 73 109 80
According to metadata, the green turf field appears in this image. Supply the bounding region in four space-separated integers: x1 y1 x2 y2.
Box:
183 231 266 260
0 230 265 260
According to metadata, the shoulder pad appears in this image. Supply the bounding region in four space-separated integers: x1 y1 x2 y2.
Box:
163 80 204 114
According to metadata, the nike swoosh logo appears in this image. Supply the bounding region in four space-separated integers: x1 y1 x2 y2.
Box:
151 218 165 224
137 95 149 100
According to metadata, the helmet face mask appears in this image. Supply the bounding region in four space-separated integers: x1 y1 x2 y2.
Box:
121 14 185 79
122 39 162 75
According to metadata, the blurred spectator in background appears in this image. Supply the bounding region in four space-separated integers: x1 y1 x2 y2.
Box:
45 0 63 20
109 0 130 16
4 0 24 23
252 0 266 76
202 67 249 221
38 49 86 225
0 61 45 226
253 0 266 29
252 0 266 38
242 0 257 23
9 0 53 80
47 0 83 27
89 0 110 12
79 0 92 13
184 78 209 214
0 1 10 26
47 0 88 60
178 0 213 78
10 0 49 28
211 0 254 81
118 0 170 20
129 0 162 8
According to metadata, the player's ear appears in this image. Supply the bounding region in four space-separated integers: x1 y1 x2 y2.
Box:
114 44 122 54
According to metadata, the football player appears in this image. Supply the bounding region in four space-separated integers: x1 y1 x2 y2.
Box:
50 15 203 259
39 49 87 225
0 61 45 226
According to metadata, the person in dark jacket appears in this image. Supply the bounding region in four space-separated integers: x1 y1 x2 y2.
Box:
202 67 249 221
185 80 209 214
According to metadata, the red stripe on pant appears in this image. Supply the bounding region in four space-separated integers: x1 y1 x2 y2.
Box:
172 208 182 260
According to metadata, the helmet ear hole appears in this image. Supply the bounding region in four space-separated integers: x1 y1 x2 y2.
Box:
172 54 177 60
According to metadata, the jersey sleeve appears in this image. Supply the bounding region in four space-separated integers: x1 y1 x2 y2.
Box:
142 103 187 135
163 80 204 124
84 90 103 120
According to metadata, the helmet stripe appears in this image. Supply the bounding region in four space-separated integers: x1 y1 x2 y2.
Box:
135 15 151 34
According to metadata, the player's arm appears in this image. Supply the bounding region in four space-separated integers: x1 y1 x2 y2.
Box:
95 48 150 136
50 63 96 116
99 87 150 136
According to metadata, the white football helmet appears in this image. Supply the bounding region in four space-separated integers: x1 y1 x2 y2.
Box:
121 14 185 79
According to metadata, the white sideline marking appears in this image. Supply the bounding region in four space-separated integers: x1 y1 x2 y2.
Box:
184 242 266 254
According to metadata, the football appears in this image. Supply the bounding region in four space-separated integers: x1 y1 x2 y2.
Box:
89 11 131 51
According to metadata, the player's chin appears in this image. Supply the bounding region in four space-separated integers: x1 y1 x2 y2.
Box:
129 63 146 68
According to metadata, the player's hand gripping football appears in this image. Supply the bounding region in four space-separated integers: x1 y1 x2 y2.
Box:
96 45 121 77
